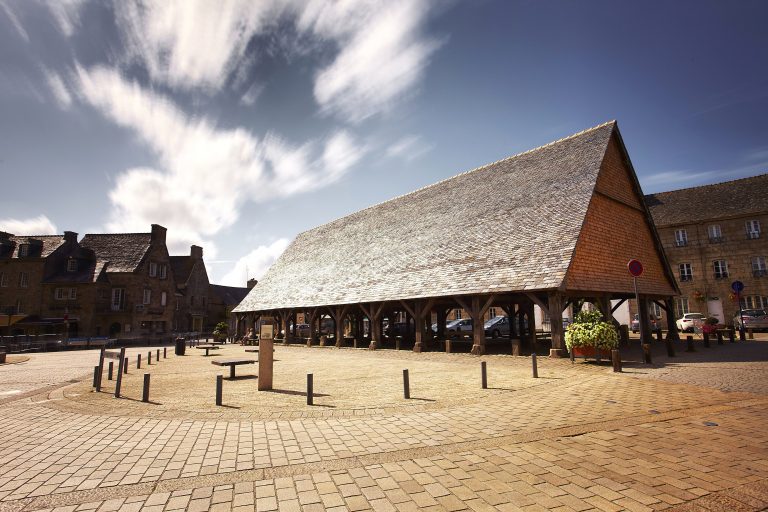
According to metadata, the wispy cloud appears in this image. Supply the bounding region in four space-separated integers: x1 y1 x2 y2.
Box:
221 238 290 286
0 0 29 42
44 71 72 109
386 134 432 162
0 215 57 235
642 164 768 193
46 0 87 37
74 66 365 257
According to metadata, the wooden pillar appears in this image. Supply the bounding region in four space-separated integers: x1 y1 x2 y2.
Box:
436 308 447 342
526 301 536 351
470 296 485 355
334 306 348 348
412 302 424 353
369 309 381 349
598 296 612 324
548 292 565 357
638 297 652 344
664 298 680 341
279 312 288 343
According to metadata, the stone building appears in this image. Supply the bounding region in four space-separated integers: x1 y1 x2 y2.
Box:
644 174 768 325
234 121 679 354
170 245 210 332
209 283 251 335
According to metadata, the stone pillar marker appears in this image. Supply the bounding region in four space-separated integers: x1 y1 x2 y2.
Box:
258 323 274 391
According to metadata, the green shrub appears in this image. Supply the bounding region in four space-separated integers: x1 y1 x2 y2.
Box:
213 322 228 335
565 310 618 351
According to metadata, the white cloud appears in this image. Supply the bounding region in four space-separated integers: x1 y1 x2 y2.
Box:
239 83 264 106
220 238 290 286
0 1 29 42
74 66 365 264
0 215 58 235
47 0 87 37
44 71 72 109
386 134 432 161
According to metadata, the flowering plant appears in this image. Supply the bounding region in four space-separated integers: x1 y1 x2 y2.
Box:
565 310 618 351
692 290 706 302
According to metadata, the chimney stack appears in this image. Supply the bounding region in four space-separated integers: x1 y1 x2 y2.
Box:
64 231 78 243
190 245 203 259
150 224 167 244
247 278 258 289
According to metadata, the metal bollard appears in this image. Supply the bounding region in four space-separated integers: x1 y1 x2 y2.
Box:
108 361 114 380
531 353 538 378
216 375 223 406
481 361 487 389
642 343 652 364
686 335 695 352
703 333 710 348
611 349 622 372
307 374 313 406
142 374 150 403
665 338 675 357
137 354 141 369
403 369 410 399
93 366 99 388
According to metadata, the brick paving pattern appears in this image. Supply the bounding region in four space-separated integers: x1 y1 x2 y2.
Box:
0 340 766 511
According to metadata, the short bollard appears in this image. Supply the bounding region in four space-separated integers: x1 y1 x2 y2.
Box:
481 361 487 389
642 343 652 364
728 328 735 343
569 348 574 363
716 331 724 345
164 347 167 358
137 354 141 369
596 350 602 365
148 351 152 365
611 349 622 372
124 357 129 373
216 375 223 406
93 366 99 388
686 335 695 352
665 338 676 357
307 374 313 406
157 349 160 361
395 338 401 351
108 361 114 380
445 339 451 353
403 369 410 399
740 328 746 341
703 333 710 348
655 330 663 342
749 328 754 340
114 348 125 398
531 353 538 378
142 374 150 403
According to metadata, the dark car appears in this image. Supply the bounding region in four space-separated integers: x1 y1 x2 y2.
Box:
446 318 472 338
631 314 662 333
384 322 409 337
484 316 510 338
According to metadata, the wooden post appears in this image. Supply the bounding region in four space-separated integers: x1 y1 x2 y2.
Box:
665 338 675 357
664 298 680 342
412 301 424 353
686 335 695 352
142 374 150 403
307 374 313 406
114 348 125 398
96 348 105 392
258 336 274 391
216 375 223 406
729 327 736 343
335 307 346 348
163 347 167 358
531 353 538 378
619 325 629 347
716 330 724 345
611 349 622 372
147 351 151 365
548 292 566 357
369 305 382 350
481 361 487 389
157 349 160 361
403 369 410 399
470 296 485 355
436 308 447 344
92 366 99 388
642 343 652 364
137 353 141 369
638 298 652 345
124 356 128 374
108 361 114 381
703 332 710 348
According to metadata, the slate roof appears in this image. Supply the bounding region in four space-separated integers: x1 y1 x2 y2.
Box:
3 235 66 259
235 121 619 313
80 233 152 272
210 284 250 306
645 173 768 226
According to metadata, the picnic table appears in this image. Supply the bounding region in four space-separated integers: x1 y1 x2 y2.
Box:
212 358 256 379
196 344 220 356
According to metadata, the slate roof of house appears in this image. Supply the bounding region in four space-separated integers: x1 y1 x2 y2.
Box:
210 284 250 306
235 121 622 313
3 235 66 258
80 233 152 272
645 173 768 226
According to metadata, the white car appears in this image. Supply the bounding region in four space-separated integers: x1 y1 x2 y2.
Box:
676 313 705 333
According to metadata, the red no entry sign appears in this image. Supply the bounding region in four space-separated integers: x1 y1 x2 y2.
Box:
627 259 644 277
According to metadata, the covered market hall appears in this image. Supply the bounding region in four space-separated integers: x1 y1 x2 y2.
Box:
233 121 680 357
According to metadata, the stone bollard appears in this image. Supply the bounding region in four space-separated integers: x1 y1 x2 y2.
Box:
307 337 313 348
403 369 410 399
481 361 487 389
642 343 652 364
307 374 313 406
716 331 724 345
740 328 746 341
142 374 150 403
611 349 622 372
531 353 538 378
686 335 695 352
395 338 401 351
703 333 710 348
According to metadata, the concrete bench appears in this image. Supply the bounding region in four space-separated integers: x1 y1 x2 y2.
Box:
212 358 256 379
195 344 220 356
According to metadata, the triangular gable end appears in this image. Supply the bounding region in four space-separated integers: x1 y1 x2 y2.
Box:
564 127 678 296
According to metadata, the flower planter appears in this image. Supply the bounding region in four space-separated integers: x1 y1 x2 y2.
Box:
572 346 600 358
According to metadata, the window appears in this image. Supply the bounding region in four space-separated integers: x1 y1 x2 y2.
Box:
454 309 462 320
679 263 693 282
676 297 690 318
161 291 167 306
69 288 77 300
143 289 151 305
753 256 767 277
55 288 67 300
708 225 723 243
67 258 77 272
111 288 124 311
18 272 28 288
740 295 768 309
0 272 6 287
713 260 729 279
650 302 662 318
746 220 761 239
18 244 29 257
674 229 688 247
488 307 497 318
149 262 157 277
159 264 167 279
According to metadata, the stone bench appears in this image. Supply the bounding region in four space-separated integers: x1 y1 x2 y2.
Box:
212 358 256 379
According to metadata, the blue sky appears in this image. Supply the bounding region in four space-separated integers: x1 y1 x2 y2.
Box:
1 0 767 286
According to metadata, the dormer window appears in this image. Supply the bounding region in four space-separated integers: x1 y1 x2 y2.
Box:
18 244 29 257
67 258 77 272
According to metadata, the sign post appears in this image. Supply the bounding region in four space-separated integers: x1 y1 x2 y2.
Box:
628 259 644 345
258 322 274 391
732 280 745 340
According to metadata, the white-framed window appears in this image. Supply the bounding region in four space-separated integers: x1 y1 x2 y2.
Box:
679 263 693 282
69 287 77 300
0 272 7 287
488 307 497 318
18 272 28 288
18 244 29 257
740 295 768 309
67 258 77 272
708 224 723 243
713 260 729 279
674 229 688 247
143 289 151 304
161 291 167 306
676 297 690 318
111 288 124 311
753 256 767 277
55 288 67 300
650 302 662 318
149 262 157 277
159 264 167 279
746 220 761 239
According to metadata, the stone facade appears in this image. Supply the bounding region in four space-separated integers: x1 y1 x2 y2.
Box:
171 245 210 332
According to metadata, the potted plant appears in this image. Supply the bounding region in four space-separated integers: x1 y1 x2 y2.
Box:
213 322 228 343
565 310 619 359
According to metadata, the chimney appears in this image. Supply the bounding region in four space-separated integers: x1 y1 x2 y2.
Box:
0 231 12 242
150 224 167 244
64 231 78 243
190 245 203 260
247 278 258 289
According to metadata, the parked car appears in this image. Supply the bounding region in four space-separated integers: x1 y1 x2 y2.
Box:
630 314 662 333
384 322 409 337
484 316 510 338
446 318 472 338
676 313 705 333
733 309 768 331
293 323 310 337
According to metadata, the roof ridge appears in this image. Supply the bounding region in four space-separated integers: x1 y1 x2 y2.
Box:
297 120 616 237
10 234 64 239
646 172 768 197
82 232 151 237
